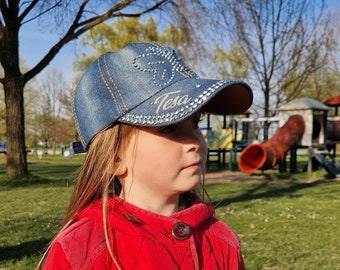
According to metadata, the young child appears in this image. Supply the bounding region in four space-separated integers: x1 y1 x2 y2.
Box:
39 42 253 269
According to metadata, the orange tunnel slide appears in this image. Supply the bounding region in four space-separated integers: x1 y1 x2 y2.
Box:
238 115 340 173
327 119 340 141
238 115 305 173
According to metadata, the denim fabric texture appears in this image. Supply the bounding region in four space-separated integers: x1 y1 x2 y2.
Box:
73 42 253 153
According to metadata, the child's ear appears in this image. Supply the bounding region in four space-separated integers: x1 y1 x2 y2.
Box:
112 157 127 177
115 164 127 177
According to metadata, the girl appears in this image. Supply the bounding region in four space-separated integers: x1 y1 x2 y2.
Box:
39 42 253 269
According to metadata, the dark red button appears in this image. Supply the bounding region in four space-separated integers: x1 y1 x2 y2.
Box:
172 222 191 240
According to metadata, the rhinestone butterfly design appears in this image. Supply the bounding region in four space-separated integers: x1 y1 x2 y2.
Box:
132 44 199 87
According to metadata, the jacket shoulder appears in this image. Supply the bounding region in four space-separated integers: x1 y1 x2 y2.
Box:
203 217 241 251
52 218 110 269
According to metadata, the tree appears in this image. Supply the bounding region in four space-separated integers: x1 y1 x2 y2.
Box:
208 0 333 117
74 16 193 75
0 73 5 142
212 43 250 79
282 63 340 102
0 0 173 178
74 17 162 74
36 68 72 154
32 69 78 148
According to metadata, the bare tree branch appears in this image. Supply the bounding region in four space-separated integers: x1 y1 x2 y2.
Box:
23 0 171 82
206 0 331 117
18 0 39 23
19 0 63 25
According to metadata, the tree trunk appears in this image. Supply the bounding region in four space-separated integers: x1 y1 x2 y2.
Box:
263 87 270 141
4 79 28 178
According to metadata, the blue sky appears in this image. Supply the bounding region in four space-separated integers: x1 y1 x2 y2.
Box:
19 0 340 83
20 24 79 83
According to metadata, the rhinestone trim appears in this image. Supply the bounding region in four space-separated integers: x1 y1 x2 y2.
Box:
120 80 229 125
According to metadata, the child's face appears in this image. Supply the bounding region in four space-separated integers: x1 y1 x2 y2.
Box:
119 113 207 203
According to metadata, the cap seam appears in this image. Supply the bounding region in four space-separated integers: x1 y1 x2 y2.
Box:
98 54 124 117
103 53 129 113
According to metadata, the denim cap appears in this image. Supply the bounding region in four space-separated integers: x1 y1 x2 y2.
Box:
73 42 253 153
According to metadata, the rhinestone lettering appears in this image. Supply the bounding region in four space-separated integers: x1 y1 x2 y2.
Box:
151 91 192 113
120 80 238 126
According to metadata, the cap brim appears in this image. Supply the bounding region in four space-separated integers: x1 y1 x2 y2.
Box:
118 78 253 126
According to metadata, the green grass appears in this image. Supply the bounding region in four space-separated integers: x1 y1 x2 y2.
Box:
0 154 339 269
0 154 82 269
208 180 340 269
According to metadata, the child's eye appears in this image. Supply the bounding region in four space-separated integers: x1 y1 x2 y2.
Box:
159 125 176 134
193 115 203 128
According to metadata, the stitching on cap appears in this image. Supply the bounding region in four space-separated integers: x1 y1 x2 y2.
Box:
103 53 128 112
98 54 122 116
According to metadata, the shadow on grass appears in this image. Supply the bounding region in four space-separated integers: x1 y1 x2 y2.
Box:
0 173 76 189
0 162 79 189
0 238 50 262
213 179 334 208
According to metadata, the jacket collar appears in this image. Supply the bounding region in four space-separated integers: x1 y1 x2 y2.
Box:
76 195 215 240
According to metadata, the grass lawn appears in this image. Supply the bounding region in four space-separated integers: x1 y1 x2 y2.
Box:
0 154 339 269
0 154 82 269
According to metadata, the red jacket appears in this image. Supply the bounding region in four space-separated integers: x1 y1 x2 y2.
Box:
43 196 245 269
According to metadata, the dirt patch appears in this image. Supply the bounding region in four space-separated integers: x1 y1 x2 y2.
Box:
204 170 336 183
205 170 266 183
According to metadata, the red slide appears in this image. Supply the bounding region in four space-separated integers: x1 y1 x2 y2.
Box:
324 95 340 141
238 115 305 173
238 95 340 174
327 120 340 141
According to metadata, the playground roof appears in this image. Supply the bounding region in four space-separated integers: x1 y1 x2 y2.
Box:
277 97 329 111
323 95 340 107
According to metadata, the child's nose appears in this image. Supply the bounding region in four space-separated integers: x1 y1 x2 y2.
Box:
184 129 206 152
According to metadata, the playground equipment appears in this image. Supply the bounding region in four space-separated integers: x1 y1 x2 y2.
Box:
324 94 340 115
326 119 340 141
238 97 340 177
203 112 250 169
238 115 305 173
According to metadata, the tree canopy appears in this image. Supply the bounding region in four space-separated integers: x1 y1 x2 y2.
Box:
74 16 188 74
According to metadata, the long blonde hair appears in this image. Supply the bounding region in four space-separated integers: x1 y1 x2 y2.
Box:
37 124 136 269
64 124 135 224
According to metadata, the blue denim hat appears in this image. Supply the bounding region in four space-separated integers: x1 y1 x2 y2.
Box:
73 42 253 153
